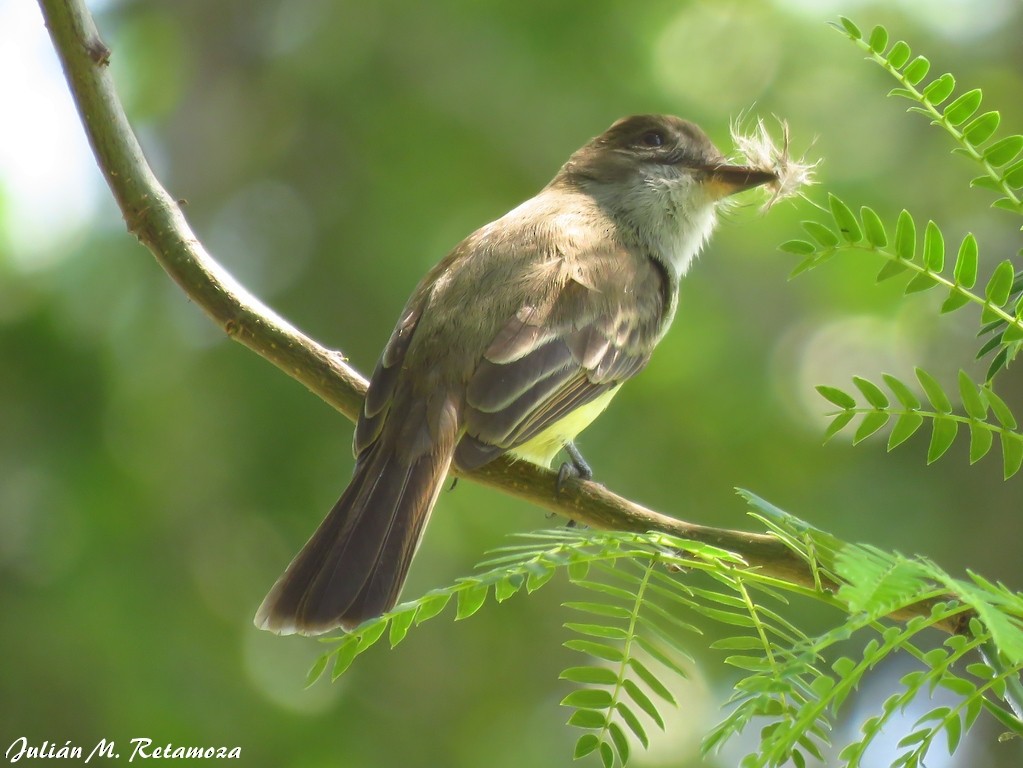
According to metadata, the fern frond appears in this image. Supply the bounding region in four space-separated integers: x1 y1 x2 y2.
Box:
816 369 1023 478
830 17 1023 218
702 502 1023 767
309 527 608 684
309 515 1023 768
562 555 673 768
782 202 1023 379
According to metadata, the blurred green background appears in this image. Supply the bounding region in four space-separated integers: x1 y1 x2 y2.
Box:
2 0 1022 765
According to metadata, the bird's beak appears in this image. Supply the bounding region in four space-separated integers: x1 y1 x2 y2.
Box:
702 164 777 199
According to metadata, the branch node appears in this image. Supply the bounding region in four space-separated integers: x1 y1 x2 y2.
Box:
85 34 110 66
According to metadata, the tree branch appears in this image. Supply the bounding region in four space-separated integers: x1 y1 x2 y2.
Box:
38 0 960 634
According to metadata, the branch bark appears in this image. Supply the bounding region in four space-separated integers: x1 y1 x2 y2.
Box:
38 0 960 633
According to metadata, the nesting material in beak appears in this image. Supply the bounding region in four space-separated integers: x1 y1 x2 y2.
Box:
729 117 819 211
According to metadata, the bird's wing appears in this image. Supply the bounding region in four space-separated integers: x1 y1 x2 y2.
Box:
353 303 424 458
455 249 671 470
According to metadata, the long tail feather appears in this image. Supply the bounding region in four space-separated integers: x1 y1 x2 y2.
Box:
254 441 452 635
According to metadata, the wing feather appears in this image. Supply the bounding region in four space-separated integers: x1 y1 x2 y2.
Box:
455 248 671 471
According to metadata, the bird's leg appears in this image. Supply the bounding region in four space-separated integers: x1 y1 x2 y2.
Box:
555 443 593 528
556 442 593 491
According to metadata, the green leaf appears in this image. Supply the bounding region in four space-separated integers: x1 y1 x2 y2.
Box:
883 373 921 409
817 385 857 409
853 376 889 408
832 656 858 677
943 88 982 126
970 174 1003 192
941 290 971 313
493 573 523 602
526 562 555 591
923 220 944 271
567 559 589 582
963 111 1000 145
564 622 628 640
902 56 930 85
838 16 862 38
564 639 625 663
868 24 888 53
692 603 756 627
623 679 665 729
946 711 963 754
633 637 689 681
860 206 888 247
599 741 614 768
993 197 1021 212
352 622 387 655
710 635 765 651
969 423 994 464
876 259 909 283
1004 326 1023 347
628 658 677 705
568 708 607 729
983 135 1023 166
888 413 924 450
802 220 839 247
560 666 619 685
986 260 1015 306
561 688 613 709
854 411 889 444
898 728 931 748
1005 159 1023 187
608 723 629 766
895 209 916 260
388 608 416 648
928 419 958 463
789 256 818 279
724 654 771 672
957 370 987 419
415 592 451 623
829 194 862 242
616 702 649 748
922 648 949 668
886 40 911 69
572 579 636 603
330 638 361 680
824 411 855 442
953 233 979 288
916 368 952 412
455 582 488 619
573 734 600 759
986 387 1018 428
305 653 329 687
964 696 984 731
1001 433 1023 479
904 273 937 294
922 73 955 105
780 239 817 255
966 662 995 679
986 348 1011 383
810 675 835 697
565 601 632 619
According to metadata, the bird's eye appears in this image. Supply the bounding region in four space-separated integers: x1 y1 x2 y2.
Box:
640 131 664 147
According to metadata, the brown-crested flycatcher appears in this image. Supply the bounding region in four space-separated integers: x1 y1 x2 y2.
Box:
256 114 776 635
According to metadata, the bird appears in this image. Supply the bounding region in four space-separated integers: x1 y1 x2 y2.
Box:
255 114 777 635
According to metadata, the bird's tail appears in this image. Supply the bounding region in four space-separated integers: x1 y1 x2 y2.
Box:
254 437 453 635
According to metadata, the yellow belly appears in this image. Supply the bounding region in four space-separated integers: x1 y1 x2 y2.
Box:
508 385 622 467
